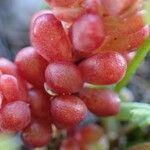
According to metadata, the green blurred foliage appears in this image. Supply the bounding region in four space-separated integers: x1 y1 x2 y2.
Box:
0 133 21 150
144 0 150 25
117 102 150 127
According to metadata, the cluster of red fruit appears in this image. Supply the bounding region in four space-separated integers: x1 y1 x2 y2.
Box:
60 124 104 150
0 0 149 148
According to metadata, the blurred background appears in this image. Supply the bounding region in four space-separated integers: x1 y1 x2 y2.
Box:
0 0 42 59
0 0 150 150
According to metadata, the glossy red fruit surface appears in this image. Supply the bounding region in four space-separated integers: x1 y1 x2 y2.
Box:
28 89 50 119
15 47 48 88
0 58 18 76
79 88 121 116
17 77 28 102
46 0 83 7
75 124 104 144
120 0 143 18
84 0 106 15
79 51 127 85
71 13 104 55
98 25 149 53
50 96 87 128
53 7 85 23
0 58 28 102
104 11 145 36
1 101 31 131
0 91 3 109
31 10 52 29
45 62 83 94
60 138 79 150
0 74 20 103
31 13 72 62
101 0 137 16
22 120 51 148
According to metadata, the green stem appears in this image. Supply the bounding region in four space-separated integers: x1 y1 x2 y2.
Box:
102 117 119 140
115 37 150 92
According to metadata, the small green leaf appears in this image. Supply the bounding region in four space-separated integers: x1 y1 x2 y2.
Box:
117 102 150 127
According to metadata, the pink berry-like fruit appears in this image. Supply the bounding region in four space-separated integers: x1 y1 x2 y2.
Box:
45 62 83 94
79 51 127 85
79 88 121 116
51 96 87 128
